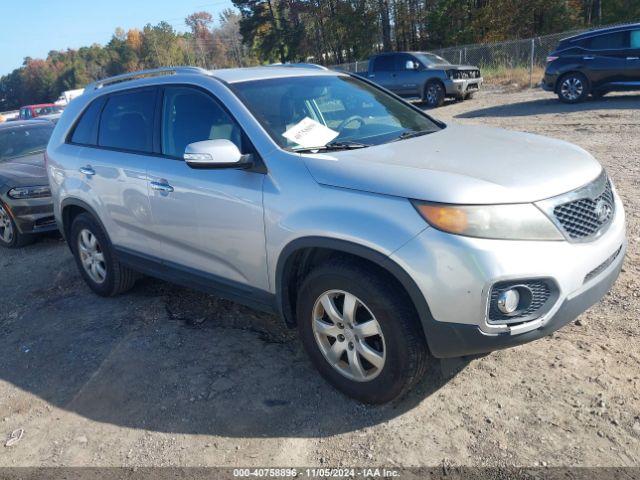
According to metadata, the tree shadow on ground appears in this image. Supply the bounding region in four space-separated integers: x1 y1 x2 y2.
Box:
0 241 472 438
455 93 640 119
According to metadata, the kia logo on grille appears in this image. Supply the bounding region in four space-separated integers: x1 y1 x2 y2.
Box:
595 199 612 223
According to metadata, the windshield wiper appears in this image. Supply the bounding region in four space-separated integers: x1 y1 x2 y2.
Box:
292 140 370 153
391 129 434 142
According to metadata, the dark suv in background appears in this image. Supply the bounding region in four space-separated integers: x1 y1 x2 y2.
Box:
543 23 640 103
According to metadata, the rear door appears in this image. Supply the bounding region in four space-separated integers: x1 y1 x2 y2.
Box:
146 84 268 292
583 30 630 88
71 87 159 256
368 55 396 92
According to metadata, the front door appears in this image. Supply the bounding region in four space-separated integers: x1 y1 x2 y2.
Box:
146 85 268 292
392 54 422 97
626 28 640 84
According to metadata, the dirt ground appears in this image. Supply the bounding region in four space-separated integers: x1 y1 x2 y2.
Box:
0 88 638 469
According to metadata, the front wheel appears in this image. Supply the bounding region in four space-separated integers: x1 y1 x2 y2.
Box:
297 259 429 403
0 202 35 248
557 73 589 103
423 81 445 108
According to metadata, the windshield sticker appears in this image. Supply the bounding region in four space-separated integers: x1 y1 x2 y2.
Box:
282 117 339 148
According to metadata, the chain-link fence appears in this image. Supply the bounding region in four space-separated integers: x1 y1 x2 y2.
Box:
331 20 639 88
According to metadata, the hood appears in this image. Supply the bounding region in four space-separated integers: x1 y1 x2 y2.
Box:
428 64 479 71
0 153 48 188
302 123 602 204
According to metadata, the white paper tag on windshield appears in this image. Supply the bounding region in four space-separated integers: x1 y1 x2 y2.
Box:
282 117 339 148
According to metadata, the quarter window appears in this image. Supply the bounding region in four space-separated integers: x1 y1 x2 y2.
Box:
70 97 105 145
98 89 156 153
161 86 243 158
631 30 640 48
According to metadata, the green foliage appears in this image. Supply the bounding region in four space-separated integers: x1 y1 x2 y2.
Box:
0 1 636 109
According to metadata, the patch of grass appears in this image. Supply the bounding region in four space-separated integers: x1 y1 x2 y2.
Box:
481 65 546 90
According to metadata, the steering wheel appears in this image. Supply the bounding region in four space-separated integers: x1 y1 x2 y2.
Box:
336 115 365 132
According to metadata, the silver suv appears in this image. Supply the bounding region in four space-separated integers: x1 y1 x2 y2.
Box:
47 66 626 403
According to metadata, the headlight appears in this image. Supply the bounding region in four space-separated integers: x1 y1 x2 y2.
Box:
412 201 563 241
7 185 51 199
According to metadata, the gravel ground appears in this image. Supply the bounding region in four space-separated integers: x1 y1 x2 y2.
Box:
0 88 638 469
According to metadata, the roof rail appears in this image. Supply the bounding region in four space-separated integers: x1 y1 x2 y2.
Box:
86 66 209 91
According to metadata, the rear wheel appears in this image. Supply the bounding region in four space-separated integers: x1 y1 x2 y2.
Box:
0 202 34 248
297 259 429 403
423 81 445 108
557 72 589 103
70 213 138 296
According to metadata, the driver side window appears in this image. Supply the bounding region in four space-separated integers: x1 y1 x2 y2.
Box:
161 86 244 158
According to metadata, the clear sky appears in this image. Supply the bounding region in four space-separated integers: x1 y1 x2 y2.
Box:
0 0 234 76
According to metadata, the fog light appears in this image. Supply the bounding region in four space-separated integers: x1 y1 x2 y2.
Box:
497 289 520 314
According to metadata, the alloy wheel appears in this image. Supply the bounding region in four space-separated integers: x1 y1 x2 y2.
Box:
426 83 443 105
0 205 14 244
560 76 584 101
312 290 386 382
78 229 107 284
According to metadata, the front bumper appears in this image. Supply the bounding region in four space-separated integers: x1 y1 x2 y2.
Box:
391 191 626 358
2 195 57 234
444 77 483 96
541 73 558 92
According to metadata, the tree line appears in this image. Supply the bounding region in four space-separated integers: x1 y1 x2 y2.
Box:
232 0 638 64
1 0 638 110
0 9 253 110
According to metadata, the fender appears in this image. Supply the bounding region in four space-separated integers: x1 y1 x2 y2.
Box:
59 197 110 246
275 236 437 338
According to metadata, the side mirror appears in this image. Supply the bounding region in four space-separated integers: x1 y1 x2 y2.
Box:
183 139 252 169
405 60 418 70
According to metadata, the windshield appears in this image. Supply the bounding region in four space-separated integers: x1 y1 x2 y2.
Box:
0 124 54 162
232 75 441 151
34 105 63 116
415 53 450 65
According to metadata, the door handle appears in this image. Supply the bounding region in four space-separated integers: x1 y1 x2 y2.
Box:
150 181 174 193
583 56 595 60
79 166 95 176
627 57 640 60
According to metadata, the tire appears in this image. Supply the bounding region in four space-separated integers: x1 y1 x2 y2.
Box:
0 202 35 248
423 80 445 108
296 258 429 404
69 212 138 296
591 90 608 99
557 72 589 103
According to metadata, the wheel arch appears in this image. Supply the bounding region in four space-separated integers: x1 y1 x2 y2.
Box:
275 236 434 342
60 198 110 247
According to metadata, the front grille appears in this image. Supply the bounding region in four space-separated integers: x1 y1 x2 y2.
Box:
452 69 480 80
584 245 623 283
488 280 553 325
553 179 615 240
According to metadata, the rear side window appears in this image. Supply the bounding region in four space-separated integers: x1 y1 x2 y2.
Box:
631 30 640 48
98 89 156 153
71 97 105 145
588 31 629 50
372 56 395 72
